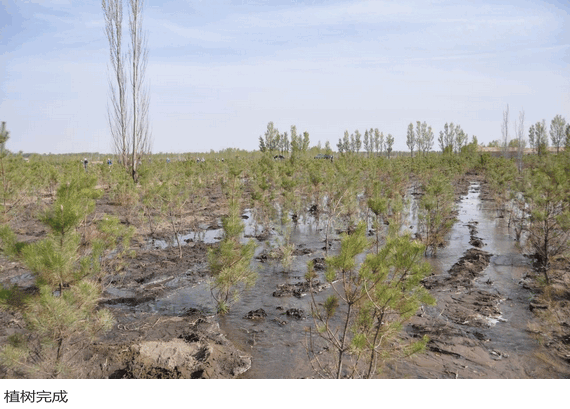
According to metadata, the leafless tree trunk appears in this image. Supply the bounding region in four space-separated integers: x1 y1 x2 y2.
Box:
128 0 151 183
102 0 129 168
103 0 151 183
502 104 509 158
516 110 525 173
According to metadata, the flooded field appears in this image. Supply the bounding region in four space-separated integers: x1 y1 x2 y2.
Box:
2 152 569 380
99 180 569 378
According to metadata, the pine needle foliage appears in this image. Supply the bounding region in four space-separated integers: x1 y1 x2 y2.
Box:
0 172 115 378
81 215 135 279
208 173 257 314
0 224 28 259
40 174 101 237
518 157 570 282
23 173 102 289
417 174 456 255
0 122 29 222
308 223 434 378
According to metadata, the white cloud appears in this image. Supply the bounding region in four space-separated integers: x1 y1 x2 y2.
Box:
152 18 232 43
21 0 71 5
229 1 415 29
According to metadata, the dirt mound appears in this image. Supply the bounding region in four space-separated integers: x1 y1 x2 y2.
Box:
423 248 492 290
272 280 329 298
86 313 251 379
402 240 512 377
243 309 267 320
285 308 305 319
443 289 503 327
311 257 326 270
292 245 313 256
466 221 485 248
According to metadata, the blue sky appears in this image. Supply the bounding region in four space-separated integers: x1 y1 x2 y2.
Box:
1 0 569 154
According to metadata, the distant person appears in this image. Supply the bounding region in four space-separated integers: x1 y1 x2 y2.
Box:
167 157 170 163
83 158 88 172
107 158 112 166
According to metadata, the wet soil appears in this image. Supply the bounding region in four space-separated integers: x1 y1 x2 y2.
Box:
390 177 570 379
1 174 570 378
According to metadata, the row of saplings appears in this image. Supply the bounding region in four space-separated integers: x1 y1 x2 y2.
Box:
0 155 457 378
208 166 458 378
0 152 473 379
485 154 570 284
1 151 568 378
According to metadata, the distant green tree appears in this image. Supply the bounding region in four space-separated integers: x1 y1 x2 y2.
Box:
534 120 549 156
324 140 332 154
290 125 300 155
425 125 435 154
406 123 415 158
336 138 344 154
363 130 370 157
444 123 456 153
302 131 311 152
455 126 468 154
415 121 434 155
385 134 394 158
374 128 383 156
549 115 566 154
259 121 279 152
354 130 362 153
338 131 350 155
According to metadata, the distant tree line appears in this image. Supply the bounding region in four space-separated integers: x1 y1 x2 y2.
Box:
259 112 570 160
487 113 570 156
258 122 310 156
336 129 394 158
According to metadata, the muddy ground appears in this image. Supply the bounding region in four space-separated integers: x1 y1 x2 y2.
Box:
1 174 569 378
393 176 570 379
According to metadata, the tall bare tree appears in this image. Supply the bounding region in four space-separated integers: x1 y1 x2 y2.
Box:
128 0 151 183
515 110 525 172
425 124 434 153
502 104 509 157
103 0 129 168
103 0 151 183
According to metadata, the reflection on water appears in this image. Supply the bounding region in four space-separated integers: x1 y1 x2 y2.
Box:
113 181 546 378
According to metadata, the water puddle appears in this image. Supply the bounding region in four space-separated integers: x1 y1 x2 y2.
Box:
107 181 552 378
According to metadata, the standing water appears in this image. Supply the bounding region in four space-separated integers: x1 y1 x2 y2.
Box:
110 181 559 378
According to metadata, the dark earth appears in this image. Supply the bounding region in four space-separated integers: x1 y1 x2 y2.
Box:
1 175 570 378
